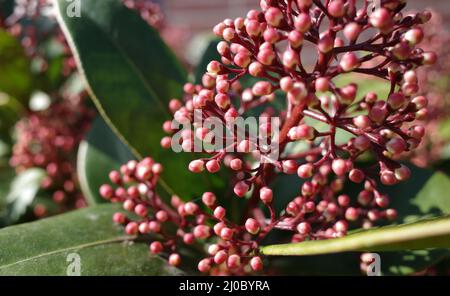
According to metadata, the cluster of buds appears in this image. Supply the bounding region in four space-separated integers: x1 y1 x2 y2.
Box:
405 11 450 167
105 1 437 274
101 158 265 275
2 0 77 76
2 0 169 77
10 95 95 216
123 0 165 30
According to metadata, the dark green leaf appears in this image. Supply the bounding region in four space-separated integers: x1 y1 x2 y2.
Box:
0 204 182 275
194 37 220 84
77 117 134 205
55 0 221 198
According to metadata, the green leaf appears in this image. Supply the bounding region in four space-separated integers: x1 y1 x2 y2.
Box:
54 0 185 157
194 37 220 84
0 204 182 275
77 117 134 205
55 0 221 198
4 168 47 224
260 216 450 256
0 29 33 102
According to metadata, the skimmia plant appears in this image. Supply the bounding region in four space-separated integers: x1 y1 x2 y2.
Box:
97 0 438 274
0 0 449 276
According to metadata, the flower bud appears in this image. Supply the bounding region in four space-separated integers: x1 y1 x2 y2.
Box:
245 218 261 234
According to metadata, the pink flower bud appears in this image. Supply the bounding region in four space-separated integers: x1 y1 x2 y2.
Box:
214 206 226 220
354 135 371 151
282 48 300 68
220 227 234 240
349 169 365 183
198 259 211 273
227 254 241 269
288 30 304 48
318 34 334 53
422 52 437 65
344 22 361 42
340 52 360 72
345 207 359 221
294 12 311 32
194 225 211 239
149 241 163 254
246 20 261 36
184 202 199 216
337 194 350 207
233 51 251 68
353 115 371 129
230 158 243 171
169 253 181 266
282 160 298 174
259 187 273 204
315 77 329 92
156 210 168 222
404 28 424 45
252 81 273 96
386 138 407 155
380 170 398 186
387 93 406 110
328 0 345 18
370 8 392 29
99 184 113 199
134 204 148 217
113 212 126 224
265 7 283 27
297 163 314 179
189 160 205 173
148 221 161 233
206 159 221 173
297 222 311 235
395 165 411 181
332 158 349 176
214 250 228 264
245 218 261 234
234 181 250 197
250 256 263 271
125 222 138 235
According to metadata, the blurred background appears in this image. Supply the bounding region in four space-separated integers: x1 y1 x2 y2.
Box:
162 0 450 33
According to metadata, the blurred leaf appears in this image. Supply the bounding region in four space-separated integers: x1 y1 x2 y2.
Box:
0 92 23 140
3 168 47 224
77 117 134 205
0 204 183 275
0 29 33 102
55 0 223 199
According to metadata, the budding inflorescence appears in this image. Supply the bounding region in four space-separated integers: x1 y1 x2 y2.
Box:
104 0 436 275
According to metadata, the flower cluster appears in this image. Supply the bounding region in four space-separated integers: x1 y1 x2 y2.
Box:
103 0 436 274
3 0 170 217
123 0 165 30
10 95 95 216
406 11 450 167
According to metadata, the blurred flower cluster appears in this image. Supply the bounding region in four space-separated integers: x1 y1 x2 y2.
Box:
1 0 175 218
